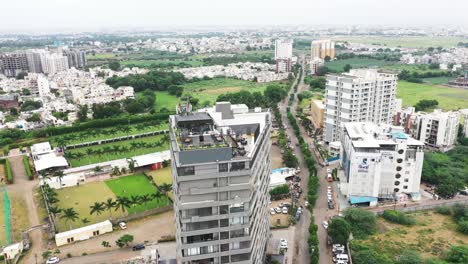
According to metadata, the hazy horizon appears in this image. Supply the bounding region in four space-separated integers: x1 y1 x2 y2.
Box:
1 0 467 33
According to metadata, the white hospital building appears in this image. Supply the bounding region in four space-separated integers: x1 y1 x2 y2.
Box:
340 122 424 206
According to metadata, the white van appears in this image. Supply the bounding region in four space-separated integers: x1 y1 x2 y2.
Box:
333 254 349 263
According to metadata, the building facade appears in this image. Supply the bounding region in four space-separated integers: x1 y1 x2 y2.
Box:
41 53 69 75
340 123 424 206
274 39 293 73
394 107 460 152
324 69 397 143
64 50 87 69
0 53 29 77
311 40 335 60
169 102 271 264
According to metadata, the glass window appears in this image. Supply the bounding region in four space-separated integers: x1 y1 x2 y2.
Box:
177 166 195 176
219 163 228 172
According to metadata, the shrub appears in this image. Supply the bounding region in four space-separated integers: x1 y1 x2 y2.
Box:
344 208 377 238
382 210 416 226
66 253 72 258
269 184 290 200
23 155 33 180
5 159 13 184
435 206 452 215
444 245 468 263
457 220 468 235
328 218 351 245
397 250 422 264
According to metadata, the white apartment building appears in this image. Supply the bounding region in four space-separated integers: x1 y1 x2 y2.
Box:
274 39 293 73
461 109 468 138
340 122 424 206
41 53 69 75
37 74 50 97
395 107 460 152
324 69 397 143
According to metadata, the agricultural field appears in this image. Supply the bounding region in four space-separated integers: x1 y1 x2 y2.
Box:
55 181 126 232
352 210 468 260
325 58 397 72
65 134 169 167
105 174 168 214
121 59 203 68
182 77 274 103
332 35 467 48
50 122 168 147
397 81 468 111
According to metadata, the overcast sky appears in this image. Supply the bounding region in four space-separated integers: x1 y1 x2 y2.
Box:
1 0 467 33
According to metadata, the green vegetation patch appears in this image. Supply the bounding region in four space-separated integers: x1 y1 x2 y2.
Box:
105 174 168 214
23 156 33 180
325 58 396 72
333 36 467 48
397 81 468 111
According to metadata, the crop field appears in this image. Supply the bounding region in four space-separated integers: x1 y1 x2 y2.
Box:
397 81 468 111
66 134 169 167
50 122 168 147
182 77 273 103
352 210 468 259
55 181 125 232
332 35 467 48
326 58 397 72
105 174 168 214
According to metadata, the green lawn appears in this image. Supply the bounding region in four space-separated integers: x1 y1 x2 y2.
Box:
50 122 168 147
326 58 396 72
0 192 6 246
105 174 168 214
182 77 274 103
55 181 125 232
66 134 169 167
332 36 467 48
86 53 119 61
148 167 172 186
397 81 468 111
153 91 179 112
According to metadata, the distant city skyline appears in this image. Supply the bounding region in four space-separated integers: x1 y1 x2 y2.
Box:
1 0 467 33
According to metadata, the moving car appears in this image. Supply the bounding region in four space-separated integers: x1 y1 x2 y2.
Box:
132 244 146 251
322 221 329 229
119 222 127 230
280 238 288 249
46 257 60 264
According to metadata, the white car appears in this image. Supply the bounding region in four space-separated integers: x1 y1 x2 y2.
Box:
322 221 329 229
274 207 282 214
327 168 331 173
282 207 289 214
297 207 303 214
119 222 127 230
280 238 288 249
46 257 60 264
327 186 332 191
270 208 276 215
305 201 309 207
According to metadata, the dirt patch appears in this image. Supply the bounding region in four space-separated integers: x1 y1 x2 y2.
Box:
0 164 5 184
269 199 291 227
271 145 283 169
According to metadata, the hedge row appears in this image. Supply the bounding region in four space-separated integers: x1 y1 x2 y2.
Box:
286 108 320 263
382 210 416 226
5 159 13 184
23 155 33 180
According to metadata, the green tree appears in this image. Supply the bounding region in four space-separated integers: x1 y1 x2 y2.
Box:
324 55 331 62
102 241 111 248
89 202 105 216
264 84 287 104
109 61 121 71
444 245 468 263
343 64 352 72
168 85 184 97
16 72 27 80
54 170 65 187
353 249 394 264
327 218 351 245
77 105 88 122
114 196 129 213
140 194 152 210
26 113 41 122
104 198 117 219
60 208 79 230
22 88 31 95
115 234 134 248
344 208 377 238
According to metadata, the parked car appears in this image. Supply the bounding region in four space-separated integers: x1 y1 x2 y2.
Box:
333 245 346 253
305 201 309 207
270 208 276 215
333 254 349 263
280 238 288 249
282 203 291 208
328 201 335 209
46 257 60 264
119 222 127 230
295 211 301 221
282 207 289 214
274 207 282 214
322 221 329 229
132 244 146 251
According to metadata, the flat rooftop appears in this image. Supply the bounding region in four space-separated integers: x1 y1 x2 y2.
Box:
170 102 270 164
344 122 424 148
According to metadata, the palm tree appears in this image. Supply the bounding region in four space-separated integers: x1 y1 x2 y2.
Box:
56 138 66 149
90 202 105 216
128 158 136 172
129 195 141 213
75 152 85 161
54 170 65 187
140 194 152 210
159 183 172 205
86 148 94 163
93 165 103 174
104 198 116 219
81 218 90 224
130 142 138 153
49 206 62 218
60 208 79 230
38 170 47 179
122 126 131 137
114 196 129 213
120 167 127 175
110 167 121 177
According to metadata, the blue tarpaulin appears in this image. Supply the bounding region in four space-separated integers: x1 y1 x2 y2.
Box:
349 196 378 204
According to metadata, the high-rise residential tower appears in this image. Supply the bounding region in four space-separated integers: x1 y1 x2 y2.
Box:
324 69 398 143
311 39 335 60
274 39 293 73
169 102 271 264
0 53 29 77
